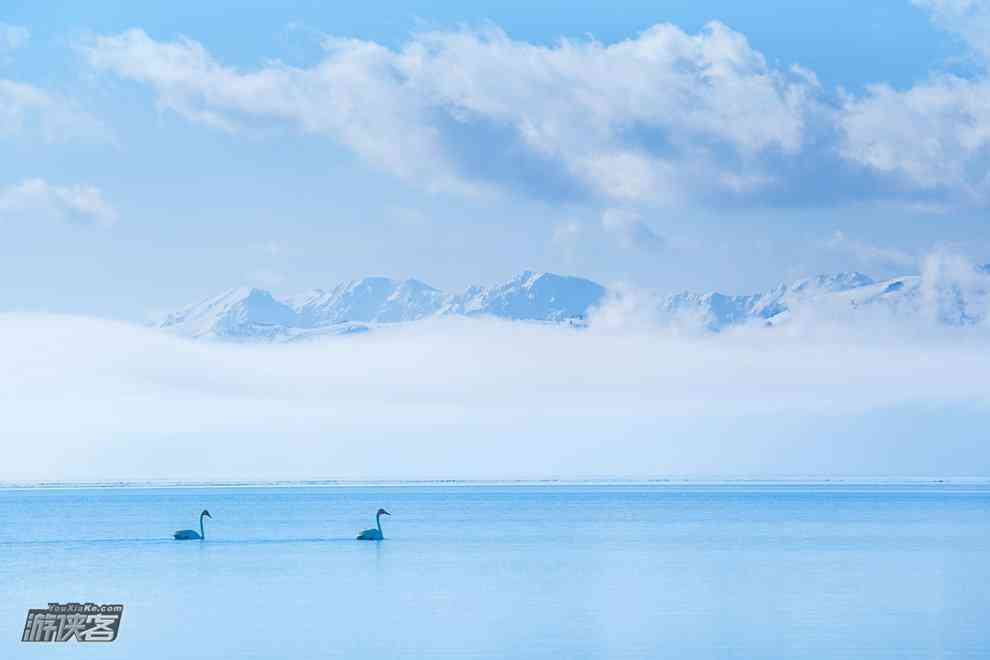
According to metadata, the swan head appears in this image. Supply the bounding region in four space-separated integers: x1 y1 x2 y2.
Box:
201 509 212 519
377 508 390 516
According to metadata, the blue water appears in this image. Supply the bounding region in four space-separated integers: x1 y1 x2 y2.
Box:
2 483 989 658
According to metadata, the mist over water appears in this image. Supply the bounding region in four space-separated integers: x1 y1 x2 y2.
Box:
2 298 990 481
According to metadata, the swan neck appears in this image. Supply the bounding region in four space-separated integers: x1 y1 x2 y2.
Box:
200 513 206 539
376 513 382 536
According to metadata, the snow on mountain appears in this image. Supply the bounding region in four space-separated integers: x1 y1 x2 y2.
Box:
440 271 606 321
830 276 924 317
287 277 447 325
766 268 990 328
160 271 605 341
762 276 922 328
663 272 875 331
159 287 301 340
158 264 988 341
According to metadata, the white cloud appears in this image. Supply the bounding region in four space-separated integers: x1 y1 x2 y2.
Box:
0 178 118 226
919 248 990 323
838 75 990 205
1 311 989 481
0 79 109 142
79 5 990 210
0 23 29 59
81 24 818 204
837 1 990 207
601 208 665 252
913 0 990 59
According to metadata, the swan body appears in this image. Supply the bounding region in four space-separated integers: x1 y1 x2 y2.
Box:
357 508 390 540
174 510 212 540
356 528 382 541
173 529 202 540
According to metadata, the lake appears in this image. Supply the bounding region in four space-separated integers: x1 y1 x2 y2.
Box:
1 483 988 658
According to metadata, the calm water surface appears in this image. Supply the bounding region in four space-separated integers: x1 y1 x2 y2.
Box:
1 483 988 658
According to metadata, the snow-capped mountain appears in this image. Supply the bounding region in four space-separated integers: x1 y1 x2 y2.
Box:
159 263 990 341
287 277 447 325
160 287 300 340
161 271 606 341
663 272 875 332
441 271 607 321
762 273 988 327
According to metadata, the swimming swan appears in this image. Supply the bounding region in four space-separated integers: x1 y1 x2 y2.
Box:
356 508 390 540
174 509 212 540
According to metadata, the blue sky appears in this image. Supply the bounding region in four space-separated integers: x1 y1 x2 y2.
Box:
2 0 989 320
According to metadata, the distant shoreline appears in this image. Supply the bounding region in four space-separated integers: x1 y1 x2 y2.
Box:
2 477 989 491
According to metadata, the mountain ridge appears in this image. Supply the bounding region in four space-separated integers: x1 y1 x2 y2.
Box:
161 271 607 341
159 265 990 341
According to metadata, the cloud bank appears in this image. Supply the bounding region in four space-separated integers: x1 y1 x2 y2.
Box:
2 306 989 482
80 4 990 209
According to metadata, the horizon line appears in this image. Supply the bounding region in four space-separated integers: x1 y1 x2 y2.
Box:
3 476 990 491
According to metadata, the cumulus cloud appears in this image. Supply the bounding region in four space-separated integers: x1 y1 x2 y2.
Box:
601 208 665 252
837 0 990 208
0 178 117 226
0 79 109 142
913 0 990 59
1 312 989 481
80 24 820 204
78 5 990 210
838 75 990 206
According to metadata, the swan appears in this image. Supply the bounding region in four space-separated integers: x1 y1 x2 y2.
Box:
356 508 390 540
174 510 212 540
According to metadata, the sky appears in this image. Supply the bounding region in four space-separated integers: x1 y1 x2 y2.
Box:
2 2 990 481
0 0 988 319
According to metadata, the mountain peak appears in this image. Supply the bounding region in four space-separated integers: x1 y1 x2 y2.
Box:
445 271 606 321
513 270 544 285
789 271 874 294
160 285 297 339
395 278 440 292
